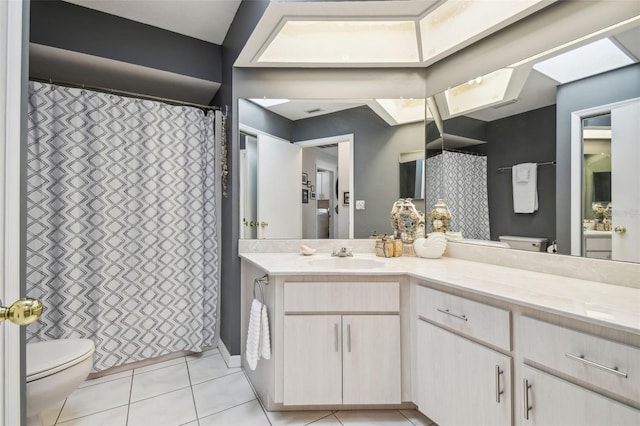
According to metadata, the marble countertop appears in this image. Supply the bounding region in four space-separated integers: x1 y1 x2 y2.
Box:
240 252 640 335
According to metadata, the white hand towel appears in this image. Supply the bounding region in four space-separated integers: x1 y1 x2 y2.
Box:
245 298 262 371
259 304 271 360
512 163 538 213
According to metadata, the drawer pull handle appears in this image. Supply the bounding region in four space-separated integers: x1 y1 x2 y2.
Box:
565 353 628 378
334 323 339 352
495 365 504 403
347 324 352 352
523 379 532 420
437 307 468 321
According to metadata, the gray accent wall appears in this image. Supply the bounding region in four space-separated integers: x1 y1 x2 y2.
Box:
30 0 221 83
293 106 426 237
555 64 640 255
215 0 271 356
486 105 557 243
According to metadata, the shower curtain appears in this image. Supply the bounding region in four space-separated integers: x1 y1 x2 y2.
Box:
25 81 220 372
426 150 490 240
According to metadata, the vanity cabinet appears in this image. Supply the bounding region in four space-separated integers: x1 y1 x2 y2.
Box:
282 281 401 406
520 365 639 425
518 316 640 424
417 320 513 426
416 286 513 425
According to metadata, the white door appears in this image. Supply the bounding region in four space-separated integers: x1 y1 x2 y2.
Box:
257 134 302 239
1 0 25 423
611 101 640 262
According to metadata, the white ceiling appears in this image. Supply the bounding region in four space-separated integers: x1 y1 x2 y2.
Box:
63 0 242 44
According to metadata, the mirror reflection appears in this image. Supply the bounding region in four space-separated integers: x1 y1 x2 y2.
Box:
422 21 639 263
238 20 640 263
239 98 426 239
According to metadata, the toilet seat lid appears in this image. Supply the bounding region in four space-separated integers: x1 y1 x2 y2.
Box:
27 339 95 381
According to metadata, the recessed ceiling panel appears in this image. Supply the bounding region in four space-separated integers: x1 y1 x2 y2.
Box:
257 20 419 64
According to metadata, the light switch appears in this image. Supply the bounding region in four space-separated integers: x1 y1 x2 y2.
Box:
355 200 365 210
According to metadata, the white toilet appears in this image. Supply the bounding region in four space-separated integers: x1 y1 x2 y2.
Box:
26 339 95 426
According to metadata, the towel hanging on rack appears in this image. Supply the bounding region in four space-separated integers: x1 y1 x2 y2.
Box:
512 163 538 213
245 276 271 370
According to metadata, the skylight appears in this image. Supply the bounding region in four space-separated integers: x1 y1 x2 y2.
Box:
533 38 635 84
250 98 290 108
444 68 513 116
257 20 419 64
419 0 544 63
374 98 428 125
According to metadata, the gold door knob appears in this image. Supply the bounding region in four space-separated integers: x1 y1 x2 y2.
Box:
614 226 627 234
0 298 43 326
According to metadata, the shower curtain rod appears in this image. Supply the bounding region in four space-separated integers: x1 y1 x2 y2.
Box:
30 77 221 112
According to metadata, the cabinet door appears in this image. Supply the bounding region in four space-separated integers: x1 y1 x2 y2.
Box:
342 315 401 405
283 315 342 405
417 320 512 426
520 365 640 426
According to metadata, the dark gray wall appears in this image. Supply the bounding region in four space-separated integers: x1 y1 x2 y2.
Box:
486 105 557 242
214 0 270 356
30 0 221 82
239 99 293 141
293 106 425 237
555 64 640 254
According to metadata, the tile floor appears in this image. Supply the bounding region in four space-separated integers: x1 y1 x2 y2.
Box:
40 348 437 426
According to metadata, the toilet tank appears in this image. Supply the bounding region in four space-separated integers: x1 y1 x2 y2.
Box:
498 235 548 252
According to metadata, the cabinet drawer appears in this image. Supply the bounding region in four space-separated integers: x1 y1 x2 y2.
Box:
520 316 640 402
585 237 612 251
416 285 511 350
284 281 399 312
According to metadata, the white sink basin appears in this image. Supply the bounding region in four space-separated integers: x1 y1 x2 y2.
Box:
307 257 386 270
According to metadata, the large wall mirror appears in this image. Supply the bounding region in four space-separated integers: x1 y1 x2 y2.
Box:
239 98 426 240
237 11 640 264
421 19 640 263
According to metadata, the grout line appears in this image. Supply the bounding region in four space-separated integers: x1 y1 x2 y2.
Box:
55 404 129 425
305 412 339 425
125 369 134 426
184 355 202 424
51 398 67 426
241 368 272 425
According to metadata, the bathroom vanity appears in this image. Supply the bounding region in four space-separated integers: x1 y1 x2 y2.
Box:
239 243 640 424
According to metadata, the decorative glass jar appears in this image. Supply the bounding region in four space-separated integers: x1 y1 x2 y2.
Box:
429 199 452 233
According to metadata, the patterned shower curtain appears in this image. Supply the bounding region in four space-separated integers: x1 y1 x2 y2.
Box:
425 150 490 240
25 81 220 372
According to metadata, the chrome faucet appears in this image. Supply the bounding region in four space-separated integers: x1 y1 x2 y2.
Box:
332 247 353 257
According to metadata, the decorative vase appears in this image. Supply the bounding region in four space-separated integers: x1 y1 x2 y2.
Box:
429 199 451 233
390 198 425 247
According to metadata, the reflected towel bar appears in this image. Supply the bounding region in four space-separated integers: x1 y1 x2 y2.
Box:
498 161 556 171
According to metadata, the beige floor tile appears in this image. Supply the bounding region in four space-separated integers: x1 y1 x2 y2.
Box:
133 356 186 375
56 406 128 426
78 370 132 389
192 371 256 418
266 409 334 425
308 414 343 425
57 377 131 423
335 409 414 425
127 388 197 426
399 409 437 426
187 353 241 385
130 362 191 402
198 400 270 426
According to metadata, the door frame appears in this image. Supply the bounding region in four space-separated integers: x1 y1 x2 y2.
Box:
570 97 640 256
297 134 354 239
1 0 27 423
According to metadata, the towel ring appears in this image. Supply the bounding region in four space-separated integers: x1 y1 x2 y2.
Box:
253 274 269 303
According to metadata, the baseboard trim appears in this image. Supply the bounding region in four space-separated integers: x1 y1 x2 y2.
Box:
218 338 242 368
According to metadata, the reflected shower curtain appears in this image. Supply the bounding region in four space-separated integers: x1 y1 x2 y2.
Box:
426 150 490 240
26 81 220 371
